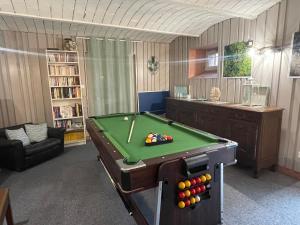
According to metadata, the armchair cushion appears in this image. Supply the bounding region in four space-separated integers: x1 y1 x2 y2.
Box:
5 128 30 146
25 123 47 142
24 138 61 156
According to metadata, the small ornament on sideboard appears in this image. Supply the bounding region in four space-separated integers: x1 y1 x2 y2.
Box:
209 87 221 102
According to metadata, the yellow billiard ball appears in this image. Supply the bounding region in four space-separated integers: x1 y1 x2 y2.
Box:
200 175 207 183
178 182 185 190
184 190 191 197
190 197 196 204
184 180 191 188
205 173 212 181
178 201 185 209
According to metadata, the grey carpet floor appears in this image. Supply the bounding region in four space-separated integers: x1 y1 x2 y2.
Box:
0 141 299 225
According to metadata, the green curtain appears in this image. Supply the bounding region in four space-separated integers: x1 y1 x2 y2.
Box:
86 38 135 116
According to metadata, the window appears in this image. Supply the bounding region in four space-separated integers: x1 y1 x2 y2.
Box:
206 50 218 71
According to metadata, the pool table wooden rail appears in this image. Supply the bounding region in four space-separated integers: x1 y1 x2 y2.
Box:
86 118 237 192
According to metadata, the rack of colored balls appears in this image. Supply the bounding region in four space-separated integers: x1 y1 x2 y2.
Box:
177 173 212 209
145 132 173 146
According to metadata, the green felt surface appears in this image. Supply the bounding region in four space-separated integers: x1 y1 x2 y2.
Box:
93 113 219 163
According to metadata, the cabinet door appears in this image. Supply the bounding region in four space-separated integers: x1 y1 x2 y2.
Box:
177 108 196 127
229 119 258 166
166 101 177 120
197 113 228 137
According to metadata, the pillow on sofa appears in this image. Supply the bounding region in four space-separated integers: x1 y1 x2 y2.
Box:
5 128 30 146
25 123 48 143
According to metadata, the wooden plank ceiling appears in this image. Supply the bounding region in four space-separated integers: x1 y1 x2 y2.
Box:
0 0 281 43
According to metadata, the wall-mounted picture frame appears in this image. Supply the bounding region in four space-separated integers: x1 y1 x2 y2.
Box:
223 41 252 78
290 32 300 78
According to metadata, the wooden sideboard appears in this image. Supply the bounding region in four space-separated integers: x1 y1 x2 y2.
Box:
166 98 283 177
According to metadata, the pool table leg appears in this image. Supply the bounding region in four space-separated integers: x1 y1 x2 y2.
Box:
154 181 163 225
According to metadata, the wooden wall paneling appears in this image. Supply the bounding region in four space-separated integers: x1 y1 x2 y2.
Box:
37 33 52 125
181 37 189 86
165 44 170 91
159 43 166 91
21 32 36 122
154 42 160 91
0 31 17 125
169 41 174 96
221 20 230 102
0 31 9 127
283 0 300 46
229 18 239 104
177 37 183 89
277 49 293 166
286 79 300 169
27 32 46 123
148 42 153 91
4 31 26 124
15 31 31 122
174 37 179 92
136 42 144 92
143 42 148 91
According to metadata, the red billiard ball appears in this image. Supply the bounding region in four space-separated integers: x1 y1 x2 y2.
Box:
200 185 206 192
185 200 191 207
196 177 202 184
190 178 197 186
196 186 201 193
190 188 196 195
178 192 185 199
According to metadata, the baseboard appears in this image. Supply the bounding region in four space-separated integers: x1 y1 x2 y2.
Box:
278 165 300 180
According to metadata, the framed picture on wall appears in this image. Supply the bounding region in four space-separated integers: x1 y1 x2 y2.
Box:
290 32 300 78
223 41 252 78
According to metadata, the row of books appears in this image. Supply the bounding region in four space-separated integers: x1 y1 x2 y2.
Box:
54 120 83 129
49 77 80 86
51 87 81 99
53 104 83 119
48 65 79 76
48 53 77 63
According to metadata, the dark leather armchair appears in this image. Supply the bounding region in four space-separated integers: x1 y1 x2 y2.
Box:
0 124 65 171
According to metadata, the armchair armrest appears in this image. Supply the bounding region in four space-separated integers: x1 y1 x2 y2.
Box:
0 138 25 171
47 127 65 146
47 127 65 139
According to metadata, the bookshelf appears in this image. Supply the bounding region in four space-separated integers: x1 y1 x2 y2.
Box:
46 50 86 147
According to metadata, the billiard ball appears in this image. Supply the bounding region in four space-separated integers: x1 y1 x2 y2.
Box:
196 186 201 193
184 190 191 197
184 180 191 188
200 175 207 183
200 185 206 192
196 177 202 184
178 182 185 190
178 201 185 209
195 195 201 203
178 192 185 199
185 200 191 207
190 178 197 186
124 117 128 121
190 197 196 205
190 188 196 195
205 173 212 181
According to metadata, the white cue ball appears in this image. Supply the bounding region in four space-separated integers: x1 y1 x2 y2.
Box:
124 116 129 121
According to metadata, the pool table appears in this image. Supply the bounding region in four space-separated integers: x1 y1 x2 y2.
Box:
87 112 237 225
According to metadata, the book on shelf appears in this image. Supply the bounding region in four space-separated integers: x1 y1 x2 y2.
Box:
48 65 78 76
47 53 66 62
53 104 83 119
66 53 77 62
51 87 81 99
49 77 80 86
54 120 83 129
